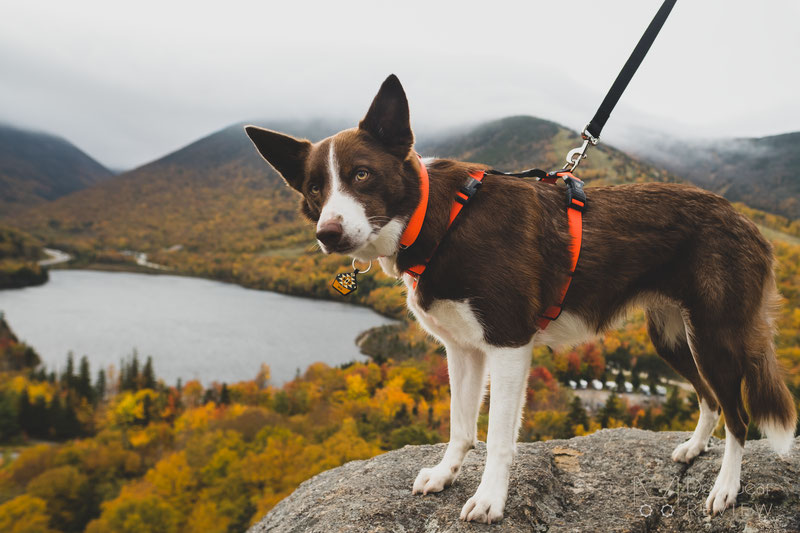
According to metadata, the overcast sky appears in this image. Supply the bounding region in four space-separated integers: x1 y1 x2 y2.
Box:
1 1 798 170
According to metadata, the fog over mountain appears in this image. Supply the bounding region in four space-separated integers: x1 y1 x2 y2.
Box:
1 1 798 170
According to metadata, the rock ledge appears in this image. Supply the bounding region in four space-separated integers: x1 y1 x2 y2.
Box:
250 428 800 533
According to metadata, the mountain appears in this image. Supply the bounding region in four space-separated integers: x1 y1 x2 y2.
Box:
418 116 678 186
627 131 800 219
11 116 676 250
0 124 113 211
7 120 344 254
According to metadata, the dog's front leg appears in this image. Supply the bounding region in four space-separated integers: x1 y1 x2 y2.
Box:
460 343 532 524
413 344 487 495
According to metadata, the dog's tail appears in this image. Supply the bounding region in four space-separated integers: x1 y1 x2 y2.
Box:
744 279 797 454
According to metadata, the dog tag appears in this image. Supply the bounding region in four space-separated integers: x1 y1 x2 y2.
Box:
332 260 371 296
332 269 359 296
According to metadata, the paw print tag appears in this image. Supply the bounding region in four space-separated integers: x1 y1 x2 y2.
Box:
332 260 371 296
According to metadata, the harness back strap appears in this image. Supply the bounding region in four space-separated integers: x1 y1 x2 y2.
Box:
536 171 585 330
405 170 485 285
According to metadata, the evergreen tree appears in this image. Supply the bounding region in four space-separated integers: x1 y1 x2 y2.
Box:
49 395 64 438
95 369 106 403
77 356 93 402
660 386 690 426
0 392 20 442
29 396 49 438
62 352 75 389
142 356 156 390
202 389 215 405
615 370 626 390
638 407 656 430
567 396 589 430
18 389 31 434
141 394 152 425
130 352 140 390
220 383 230 405
598 391 625 428
631 371 642 391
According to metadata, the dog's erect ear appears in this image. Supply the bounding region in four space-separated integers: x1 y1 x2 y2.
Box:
245 126 311 192
358 74 414 159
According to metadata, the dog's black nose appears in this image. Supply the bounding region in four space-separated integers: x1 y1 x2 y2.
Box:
316 221 344 248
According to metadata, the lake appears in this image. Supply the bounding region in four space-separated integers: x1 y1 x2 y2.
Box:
0 270 395 385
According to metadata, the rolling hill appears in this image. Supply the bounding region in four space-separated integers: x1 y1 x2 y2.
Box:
628 131 800 219
419 116 678 185
0 124 113 211
9 116 676 253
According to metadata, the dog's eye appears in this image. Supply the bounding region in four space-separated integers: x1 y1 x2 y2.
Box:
309 184 320 195
354 169 370 182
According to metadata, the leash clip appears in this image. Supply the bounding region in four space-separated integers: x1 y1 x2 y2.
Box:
563 124 600 173
563 138 591 172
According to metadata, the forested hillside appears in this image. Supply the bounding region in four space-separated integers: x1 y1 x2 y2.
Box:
630 130 800 219
0 225 47 289
0 125 112 212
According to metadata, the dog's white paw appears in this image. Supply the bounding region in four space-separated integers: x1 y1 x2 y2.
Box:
705 479 740 515
671 438 707 463
412 465 456 495
459 487 506 524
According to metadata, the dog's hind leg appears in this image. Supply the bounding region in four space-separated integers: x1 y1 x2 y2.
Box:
646 304 720 463
413 344 487 495
684 317 751 515
460 341 532 524
698 280 795 514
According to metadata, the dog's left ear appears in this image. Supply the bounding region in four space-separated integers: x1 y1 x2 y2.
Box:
359 74 414 159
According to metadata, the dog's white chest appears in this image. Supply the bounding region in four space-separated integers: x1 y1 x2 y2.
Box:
403 274 487 350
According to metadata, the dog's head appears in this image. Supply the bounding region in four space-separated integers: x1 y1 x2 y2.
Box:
245 75 423 261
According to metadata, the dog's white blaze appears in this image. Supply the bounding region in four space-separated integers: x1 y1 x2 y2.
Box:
317 140 371 252
706 426 744 513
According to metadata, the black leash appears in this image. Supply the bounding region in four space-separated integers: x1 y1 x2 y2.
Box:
585 0 678 142
488 0 678 178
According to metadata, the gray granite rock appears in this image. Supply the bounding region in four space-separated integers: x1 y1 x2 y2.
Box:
250 428 800 533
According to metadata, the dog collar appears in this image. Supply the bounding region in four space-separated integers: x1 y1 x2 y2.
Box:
398 155 429 249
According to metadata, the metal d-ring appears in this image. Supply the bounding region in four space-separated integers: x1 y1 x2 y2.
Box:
352 258 372 273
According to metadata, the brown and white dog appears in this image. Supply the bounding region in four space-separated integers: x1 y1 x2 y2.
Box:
245 74 796 522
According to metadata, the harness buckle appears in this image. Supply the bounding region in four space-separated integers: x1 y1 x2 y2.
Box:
455 176 483 205
561 173 587 212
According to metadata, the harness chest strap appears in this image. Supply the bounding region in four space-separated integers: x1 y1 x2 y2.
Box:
404 169 486 286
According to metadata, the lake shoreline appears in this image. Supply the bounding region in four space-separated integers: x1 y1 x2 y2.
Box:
0 269 396 385
48 257 405 321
